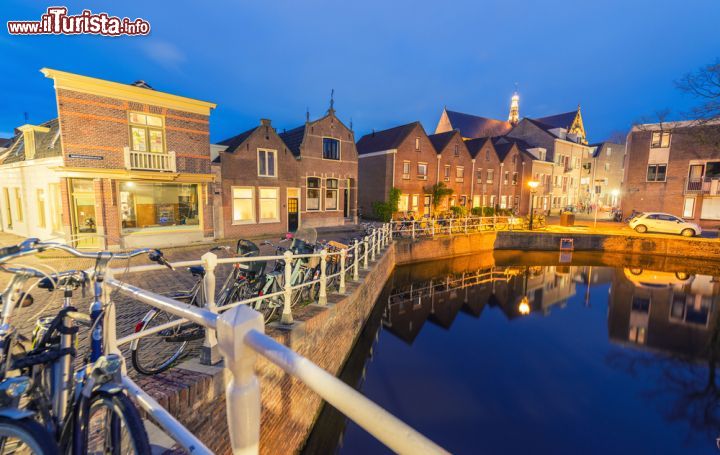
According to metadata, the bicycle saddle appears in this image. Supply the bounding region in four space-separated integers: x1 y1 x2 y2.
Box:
188 265 205 277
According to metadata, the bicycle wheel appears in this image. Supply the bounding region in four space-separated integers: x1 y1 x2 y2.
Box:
131 308 195 375
76 391 150 455
0 417 58 455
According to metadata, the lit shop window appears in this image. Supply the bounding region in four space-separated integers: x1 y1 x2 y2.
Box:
119 182 199 233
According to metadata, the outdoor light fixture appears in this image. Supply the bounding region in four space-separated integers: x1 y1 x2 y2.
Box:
518 296 530 315
527 180 540 230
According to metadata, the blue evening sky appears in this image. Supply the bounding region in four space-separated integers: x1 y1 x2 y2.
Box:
2 0 719 143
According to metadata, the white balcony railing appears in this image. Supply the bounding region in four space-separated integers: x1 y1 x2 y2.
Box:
124 147 177 172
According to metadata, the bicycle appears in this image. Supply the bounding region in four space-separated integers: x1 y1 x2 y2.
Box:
0 239 171 453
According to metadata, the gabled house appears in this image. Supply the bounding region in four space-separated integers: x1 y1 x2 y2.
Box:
0 68 217 249
435 108 513 139
214 106 358 237
428 130 474 208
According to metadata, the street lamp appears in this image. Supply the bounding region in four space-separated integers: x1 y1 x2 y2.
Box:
527 180 540 230
518 296 530 315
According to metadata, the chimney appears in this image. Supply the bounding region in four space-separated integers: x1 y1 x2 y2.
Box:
260 119 271 126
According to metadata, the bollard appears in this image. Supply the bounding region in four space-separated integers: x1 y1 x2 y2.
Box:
318 249 328 305
281 250 294 325
370 231 377 262
353 239 360 281
216 305 264 455
363 235 369 270
201 251 221 365
339 249 347 294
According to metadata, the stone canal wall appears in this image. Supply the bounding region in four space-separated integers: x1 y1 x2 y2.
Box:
140 243 397 454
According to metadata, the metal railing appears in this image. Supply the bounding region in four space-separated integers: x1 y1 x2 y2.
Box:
685 177 720 195
390 215 537 239
124 147 177 172
97 224 448 454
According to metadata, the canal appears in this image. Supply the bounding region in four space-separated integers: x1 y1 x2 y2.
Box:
304 250 720 454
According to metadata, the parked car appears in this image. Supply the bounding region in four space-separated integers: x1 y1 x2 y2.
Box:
628 212 702 237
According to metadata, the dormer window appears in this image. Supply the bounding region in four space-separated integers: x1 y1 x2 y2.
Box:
323 138 340 160
129 112 164 153
651 131 671 148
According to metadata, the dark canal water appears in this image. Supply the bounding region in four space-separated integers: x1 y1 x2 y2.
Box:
304 251 720 455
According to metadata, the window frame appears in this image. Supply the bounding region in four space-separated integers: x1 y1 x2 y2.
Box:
13 188 23 223
231 186 256 225
456 166 464 183
417 162 428 180
258 187 280 223
646 164 667 182
322 137 341 160
651 131 671 149
486 169 494 183
257 148 277 177
36 188 46 228
128 111 166 154
325 179 339 211
306 177 322 211
402 161 411 180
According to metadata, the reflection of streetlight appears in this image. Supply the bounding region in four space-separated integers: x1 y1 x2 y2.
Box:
527 180 540 230
611 189 620 208
519 296 530 315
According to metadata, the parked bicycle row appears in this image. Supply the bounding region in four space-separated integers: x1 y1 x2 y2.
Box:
0 224 390 453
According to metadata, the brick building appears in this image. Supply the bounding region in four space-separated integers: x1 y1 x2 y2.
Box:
622 122 720 227
213 107 358 238
581 141 625 208
436 96 593 214
0 68 216 249
429 130 474 208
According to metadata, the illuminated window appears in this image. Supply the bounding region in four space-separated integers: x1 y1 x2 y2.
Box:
232 187 255 224
415 137 420 150
325 179 338 210
129 112 164 153
398 194 409 212
651 131 671 148
307 178 321 211
259 188 279 222
119 182 200 233
36 189 46 228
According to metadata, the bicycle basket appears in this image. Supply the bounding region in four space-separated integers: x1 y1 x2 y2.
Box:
236 239 266 275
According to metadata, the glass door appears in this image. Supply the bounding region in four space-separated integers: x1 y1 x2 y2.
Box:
70 179 101 249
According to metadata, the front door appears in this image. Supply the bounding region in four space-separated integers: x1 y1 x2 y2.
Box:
70 179 101 249
287 187 299 232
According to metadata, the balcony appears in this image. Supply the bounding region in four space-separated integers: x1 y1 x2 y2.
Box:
124 147 177 172
685 177 720 195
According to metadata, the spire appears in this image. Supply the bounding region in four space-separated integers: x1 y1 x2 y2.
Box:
305 107 310 124
508 86 520 126
328 88 335 114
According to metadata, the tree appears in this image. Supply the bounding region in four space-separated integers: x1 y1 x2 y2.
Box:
676 60 720 147
426 182 453 213
371 187 401 221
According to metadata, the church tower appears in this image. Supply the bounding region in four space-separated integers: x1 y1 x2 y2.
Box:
508 91 520 125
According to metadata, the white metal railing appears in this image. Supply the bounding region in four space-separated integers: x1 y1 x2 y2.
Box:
123 147 177 172
390 215 545 239
99 224 449 454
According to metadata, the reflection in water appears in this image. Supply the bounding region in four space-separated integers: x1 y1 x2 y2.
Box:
305 252 720 454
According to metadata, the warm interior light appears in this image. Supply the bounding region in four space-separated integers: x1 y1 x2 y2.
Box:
527 180 540 190
611 189 620 196
518 297 530 315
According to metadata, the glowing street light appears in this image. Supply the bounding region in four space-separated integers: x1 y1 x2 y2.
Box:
518 296 530 315
527 180 540 230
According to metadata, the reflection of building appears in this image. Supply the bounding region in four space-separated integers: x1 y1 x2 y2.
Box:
382 264 579 342
0 69 216 249
608 267 720 358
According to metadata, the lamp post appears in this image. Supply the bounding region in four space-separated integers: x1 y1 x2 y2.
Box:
527 180 540 230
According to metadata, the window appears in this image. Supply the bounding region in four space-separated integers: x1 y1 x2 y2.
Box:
14 188 22 222
411 194 419 212
307 178 321 211
398 194 409 212
500 195 507 209
647 164 667 182
604 162 610 172
477 169 483 183
504 171 509 185
322 138 340 160
417 163 428 180
325 179 338 211
444 165 450 181
257 149 277 177
512 155 517 164
454 144 459 156
486 150 490 161
48 183 63 233
232 187 255 223
651 131 671 148
36 189 46 228
460 195 467 206
129 112 164 153
3 188 12 229
402 161 411 179
119 182 199 233
487 169 494 183
607 147 612 156
472 195 480 208
456 166 464 182
258 188 279 222
683 197 696 218
512 172 518 185
415 137 420 151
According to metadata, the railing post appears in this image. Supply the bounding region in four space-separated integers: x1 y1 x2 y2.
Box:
411 220 416 240
431 219 435 238
371 230 377 262
201 251 221 365
449 218 453 236
339 249 347 294
493 214 497 230
318 249 328 305
281 250 294 325
353 239 360 281
464 217 468 234
216 305 263 455
363 236 369 270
